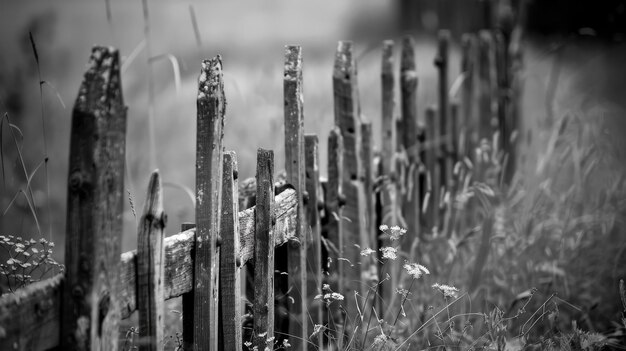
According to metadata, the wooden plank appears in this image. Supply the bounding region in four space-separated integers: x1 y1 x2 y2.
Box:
137 171 166 351
219 152 242 351
325 127 345 349
333 41 363 182
180 223 196 351
424 106 438 231
400 35 421 239
0 274 62 350
380 39 397 227
477 30 497 143
304 134 322 349
460 33 478 158
253 149 276 350
332 41 367 332
61 46 127 351
0 190 298 351
380 40 398 308
361 122 374 251
194 55 226 350
445 103 460 238
435 30 451 231
283 45 307 349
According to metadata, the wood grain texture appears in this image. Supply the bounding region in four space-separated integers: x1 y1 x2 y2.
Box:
478 30 497 142
380 39 399 309
61 46 127 351
400 35 421 241
460 33 478 158
253 149 275 351
219 152 242 351
325 127 345 348
425 106 438 231
361 122 375 252
333 41 368 329
380 40 398 227
0 189 298 351
137 171 166 351
195 55 225 350
180 223 196 350
283 45 307 349
0 274 62 350
436 30 451 231
304 134 322 349
333 41 363 182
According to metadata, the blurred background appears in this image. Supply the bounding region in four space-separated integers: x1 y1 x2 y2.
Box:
1 0 626 341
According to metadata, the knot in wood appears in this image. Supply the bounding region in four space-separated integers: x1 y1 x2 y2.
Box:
233 169 239 180
317 200 324 211
302 191 310 205
72 285 84 298
338 193 347 207
69 171 85 190
434 56 446 68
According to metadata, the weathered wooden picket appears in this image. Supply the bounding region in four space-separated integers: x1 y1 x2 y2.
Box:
0 28 520 350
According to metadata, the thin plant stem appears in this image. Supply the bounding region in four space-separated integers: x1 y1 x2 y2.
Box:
392 278 416 327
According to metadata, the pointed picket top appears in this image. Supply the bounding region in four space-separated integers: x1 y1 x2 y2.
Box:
137 170 166 351
74 46 124 116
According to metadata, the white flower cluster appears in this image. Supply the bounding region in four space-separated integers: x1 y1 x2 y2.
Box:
403 262 430 279
432 283 459 298
379 246 398 260
379 224 407 241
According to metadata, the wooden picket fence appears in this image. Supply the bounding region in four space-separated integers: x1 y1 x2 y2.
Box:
0 28 520 351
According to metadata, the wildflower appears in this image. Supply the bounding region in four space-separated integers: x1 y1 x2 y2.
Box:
360 248 375 256
396 288 410 298
389 226 407 241
380 246 397 260
379 224 389 232
330 292 344 301
432 283 459 298
403 263 430 279
282 339 291 348
372 333 389 347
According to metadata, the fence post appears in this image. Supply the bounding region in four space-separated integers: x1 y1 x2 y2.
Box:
445 102 460 238
283 45 307 349
253 149 276 350
399 35 421 240
136 171 166 351
333 41 368 334
478 30 497 143
424 106 438 231
380 40 397 227
326 127 345 349
435 30 451 232
219 151 242 351
194 55 226 350
180 223 196 350
61 46 126 351
379 39 398 308
304 134 323 349
361 122 375 250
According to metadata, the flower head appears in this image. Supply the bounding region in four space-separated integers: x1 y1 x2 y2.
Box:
360 248 375 256
380 247 398 260
403 263 430 279
432 283 459 298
